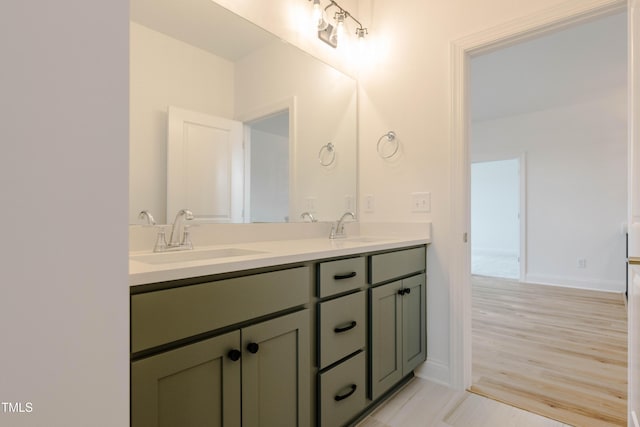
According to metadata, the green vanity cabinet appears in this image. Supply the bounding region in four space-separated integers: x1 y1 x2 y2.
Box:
131 266 312 427
131 331 241 427
241 309 310 427
369 248 427 401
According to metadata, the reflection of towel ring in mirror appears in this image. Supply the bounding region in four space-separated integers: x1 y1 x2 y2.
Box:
377 131 399 159
318 142 336 166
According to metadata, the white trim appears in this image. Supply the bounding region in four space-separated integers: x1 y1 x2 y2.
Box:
414 359 450 387
450 0 626 391
524 274 625 293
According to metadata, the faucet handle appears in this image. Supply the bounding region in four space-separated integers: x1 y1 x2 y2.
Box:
153 226 168 252
181 225 194 250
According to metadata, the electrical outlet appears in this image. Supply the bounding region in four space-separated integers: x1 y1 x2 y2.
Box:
577 258 587 268
411 192 431 213
364 195 375 212
345 195 355 211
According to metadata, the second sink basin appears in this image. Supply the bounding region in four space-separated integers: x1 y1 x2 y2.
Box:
131 248 266 265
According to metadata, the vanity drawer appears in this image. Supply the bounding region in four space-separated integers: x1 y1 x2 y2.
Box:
318 351 366 427
318 291 366 369
131 266 310 353
318 256 366 298
369 246 426 284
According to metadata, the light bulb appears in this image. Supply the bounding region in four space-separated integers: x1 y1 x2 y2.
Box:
312 0 329 31
330 11 345 46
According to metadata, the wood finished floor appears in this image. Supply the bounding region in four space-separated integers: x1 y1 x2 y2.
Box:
471 275 628 427
357 377 570 427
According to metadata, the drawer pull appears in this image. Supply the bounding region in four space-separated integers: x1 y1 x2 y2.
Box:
228 349 241 361
334 272 357 280
334 384 357 401
247 342 260 354
334 321 357 334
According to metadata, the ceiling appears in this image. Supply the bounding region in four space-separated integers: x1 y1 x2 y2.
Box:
470 10 627 122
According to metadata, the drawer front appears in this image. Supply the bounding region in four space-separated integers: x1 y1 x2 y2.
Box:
319 351 366 427
369 246 426 284
131 266 310 353
318 257 366 298
318 291 366 369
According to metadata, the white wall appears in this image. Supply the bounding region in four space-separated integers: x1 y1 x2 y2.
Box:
130 22 235 224
1 1 129 426
472 94 627 291
215 0 617 387
471 159 520 257
235 40 357 221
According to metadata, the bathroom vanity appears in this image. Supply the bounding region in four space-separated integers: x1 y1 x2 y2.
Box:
129 228 429 427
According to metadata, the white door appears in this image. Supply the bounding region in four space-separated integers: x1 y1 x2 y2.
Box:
167 106 243 223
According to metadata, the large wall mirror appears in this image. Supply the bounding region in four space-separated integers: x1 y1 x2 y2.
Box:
130 0 357 224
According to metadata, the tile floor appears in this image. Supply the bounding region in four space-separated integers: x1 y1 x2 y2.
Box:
356 378 571 427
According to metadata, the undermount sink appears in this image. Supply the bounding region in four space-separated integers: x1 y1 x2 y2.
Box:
130 248 266 265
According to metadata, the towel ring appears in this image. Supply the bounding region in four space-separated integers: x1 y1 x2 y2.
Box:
318 142 336 166
377 131 399 159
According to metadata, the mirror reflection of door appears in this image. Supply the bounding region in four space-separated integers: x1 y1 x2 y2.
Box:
167 106 244 223
245 111 290 223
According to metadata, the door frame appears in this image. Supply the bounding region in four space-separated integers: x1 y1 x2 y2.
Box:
449 0 627 390
237 97 297 223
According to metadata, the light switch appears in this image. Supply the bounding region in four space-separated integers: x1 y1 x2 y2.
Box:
411 192 431 213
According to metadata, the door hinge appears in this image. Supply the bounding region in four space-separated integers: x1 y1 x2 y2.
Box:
463 232 468 243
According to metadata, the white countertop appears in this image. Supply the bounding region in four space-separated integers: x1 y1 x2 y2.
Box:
129 234 430 287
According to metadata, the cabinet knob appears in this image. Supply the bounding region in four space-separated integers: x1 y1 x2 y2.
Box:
334 384 357 401
247 342 260 354
228 349 241 361
397 288 411 296
405 287 411 295
397 289 405 296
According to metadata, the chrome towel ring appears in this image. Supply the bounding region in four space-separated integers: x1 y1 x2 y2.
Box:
318 142 336 166
377 131 399 159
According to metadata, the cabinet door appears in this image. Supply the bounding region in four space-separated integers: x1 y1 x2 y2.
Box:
241 309 311 427
131 330 241 427
401 273 427 375
369 281 403 401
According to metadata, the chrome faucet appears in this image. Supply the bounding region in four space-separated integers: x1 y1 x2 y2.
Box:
138 210 156 225
330 211 356 239
153 209 195 252
300 212 317 222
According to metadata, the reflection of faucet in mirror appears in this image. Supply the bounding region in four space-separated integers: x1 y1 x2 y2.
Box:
330 211 356 239
300 212 317 222
154 209 194 252
138 210 156 225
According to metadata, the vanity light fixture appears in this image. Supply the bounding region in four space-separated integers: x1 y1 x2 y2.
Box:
308 0 368 48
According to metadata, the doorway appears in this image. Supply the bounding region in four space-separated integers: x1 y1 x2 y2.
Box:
245 110 290 223
448 0 629 410
471 158 522 280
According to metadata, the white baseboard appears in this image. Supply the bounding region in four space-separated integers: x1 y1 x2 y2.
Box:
414 358 450 387
525 273 625 293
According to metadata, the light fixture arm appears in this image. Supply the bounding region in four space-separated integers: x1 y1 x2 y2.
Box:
309 0 368 46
